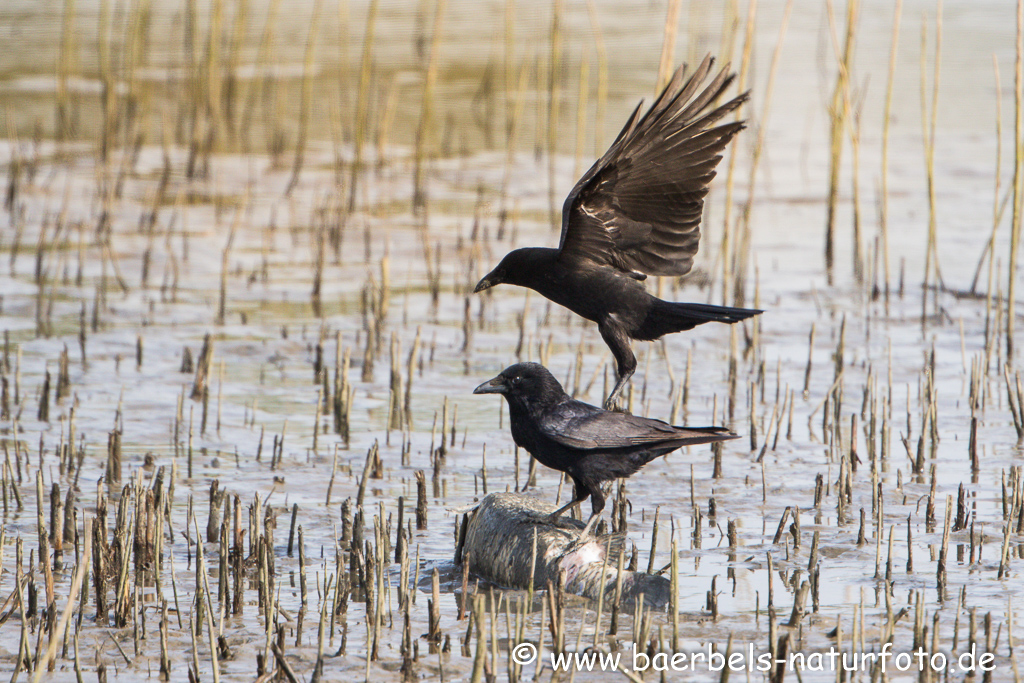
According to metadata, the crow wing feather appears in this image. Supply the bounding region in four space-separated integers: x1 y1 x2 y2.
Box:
557 55 748 277
537 399 727 450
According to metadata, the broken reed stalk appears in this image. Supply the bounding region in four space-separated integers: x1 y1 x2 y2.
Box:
388 332 403 430
34 520 93 681
403 326 421 423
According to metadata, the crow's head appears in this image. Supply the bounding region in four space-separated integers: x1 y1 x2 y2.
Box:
473 248 549 293
472 362 565 404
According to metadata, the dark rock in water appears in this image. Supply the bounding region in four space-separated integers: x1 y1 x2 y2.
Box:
459 492 671 608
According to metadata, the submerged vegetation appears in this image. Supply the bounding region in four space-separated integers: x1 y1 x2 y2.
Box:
1 0 1023 681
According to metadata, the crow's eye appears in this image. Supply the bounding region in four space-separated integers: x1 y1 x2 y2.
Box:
511 376 521 385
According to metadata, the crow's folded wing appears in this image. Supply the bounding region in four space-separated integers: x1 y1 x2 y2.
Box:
538 400 733 450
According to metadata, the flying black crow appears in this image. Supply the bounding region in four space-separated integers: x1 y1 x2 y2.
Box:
473 362 737 537
475 56 760 409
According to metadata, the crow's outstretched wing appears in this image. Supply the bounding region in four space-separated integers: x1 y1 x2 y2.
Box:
558 55 748 277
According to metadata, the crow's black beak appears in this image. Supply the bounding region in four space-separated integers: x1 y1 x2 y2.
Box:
473 375 505 394
473 277 493 293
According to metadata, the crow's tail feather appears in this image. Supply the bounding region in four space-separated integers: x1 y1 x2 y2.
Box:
635 300 761 340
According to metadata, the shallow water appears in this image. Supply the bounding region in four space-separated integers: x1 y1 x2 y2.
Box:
1 1 1023 681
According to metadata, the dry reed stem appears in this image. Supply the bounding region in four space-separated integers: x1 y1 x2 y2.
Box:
413 0 448 212
919 2 945 308
348 0 379 214
823 0 857 284
720 0 756 307
1010 0 1024 357
239 0 282 152
546 0 563 227
971 55 1005 312
285 0 322 196
584 0 608 156
736 0 793 302
879 0 903 307
655 0 683 93
573 56 590 183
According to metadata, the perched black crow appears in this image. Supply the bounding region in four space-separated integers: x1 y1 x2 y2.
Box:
473 362 737 537
475 56 760 409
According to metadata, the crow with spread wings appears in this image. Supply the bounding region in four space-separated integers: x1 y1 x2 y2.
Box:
474 56 760 409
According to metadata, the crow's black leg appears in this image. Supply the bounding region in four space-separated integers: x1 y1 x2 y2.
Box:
578 484 607 537
589 485 607 516
547 499 581 520
580 514 600 538
547 480 590 523
599 320 636 411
